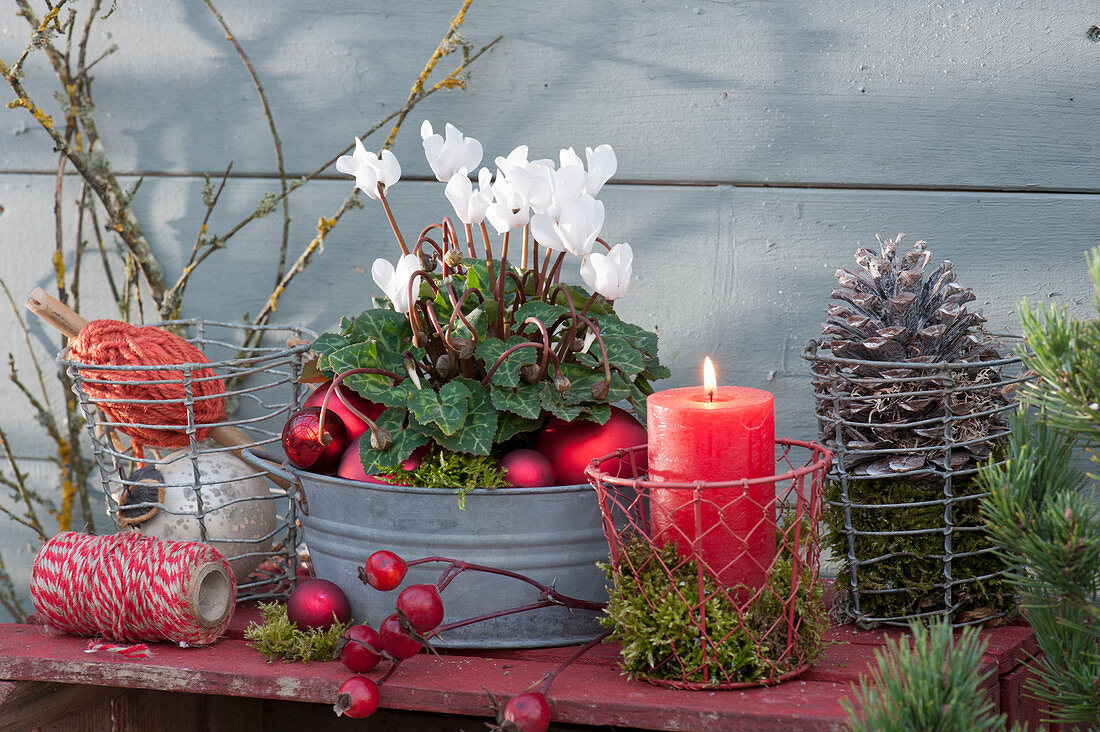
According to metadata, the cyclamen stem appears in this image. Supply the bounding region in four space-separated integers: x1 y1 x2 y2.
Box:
521 224 530 270
377 187 409 255
464 223 475 258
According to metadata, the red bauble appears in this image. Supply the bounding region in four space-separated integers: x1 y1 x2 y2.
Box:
286 578 351 631
282 407 348 473
337 443 426 485
500 448 557 488
304 382 385 441
534 406 647 485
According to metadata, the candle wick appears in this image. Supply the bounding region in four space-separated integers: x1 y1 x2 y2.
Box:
707 391 714 403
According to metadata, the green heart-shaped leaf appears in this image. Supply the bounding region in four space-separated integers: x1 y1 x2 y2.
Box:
357 408 428 474
407 380 469 436
476 336 538 388
490 382 543 419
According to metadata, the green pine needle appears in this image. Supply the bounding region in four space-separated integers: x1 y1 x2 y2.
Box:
842 618 1010 732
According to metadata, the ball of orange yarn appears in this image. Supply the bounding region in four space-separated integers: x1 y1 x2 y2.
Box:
68 319 226 457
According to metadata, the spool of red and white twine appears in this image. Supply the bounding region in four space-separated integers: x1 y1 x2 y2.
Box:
30 532 236 646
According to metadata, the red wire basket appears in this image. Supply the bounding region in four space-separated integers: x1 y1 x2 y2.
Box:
585 439 832 689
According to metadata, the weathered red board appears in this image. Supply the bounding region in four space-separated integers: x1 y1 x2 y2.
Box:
0 613 1039 732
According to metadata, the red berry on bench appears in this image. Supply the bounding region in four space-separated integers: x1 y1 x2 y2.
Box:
395 584 444 633
379 613 422 659
361 550 407 591
340 624 382 673
333 675 379 718
503 692 551 732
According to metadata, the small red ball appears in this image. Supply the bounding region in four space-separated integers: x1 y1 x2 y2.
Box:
286 578 351 631
503 691 551 732
534 406 647 485
500 448 557 488
282 406 347 473
304 382 384 441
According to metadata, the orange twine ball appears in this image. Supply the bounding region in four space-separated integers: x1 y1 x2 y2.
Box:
68 320 226 457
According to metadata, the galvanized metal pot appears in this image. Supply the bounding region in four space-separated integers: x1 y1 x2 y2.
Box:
244 449 609 648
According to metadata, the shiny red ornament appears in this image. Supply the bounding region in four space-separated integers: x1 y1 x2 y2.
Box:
282 406 348 473
500 448 557 488
304 382 384 441
534 406 647 485
286 578 351 631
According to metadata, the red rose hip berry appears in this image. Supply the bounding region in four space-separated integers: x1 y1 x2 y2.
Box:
340 624 382 673
333 675 379 718
360 550 408 591
502 692 551 732
379 613 423 659
395 583 444 633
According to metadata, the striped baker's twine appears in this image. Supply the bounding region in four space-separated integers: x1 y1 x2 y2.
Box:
30 532 235 646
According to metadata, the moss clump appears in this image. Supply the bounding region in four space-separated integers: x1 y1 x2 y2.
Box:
824 474 1016 624
244 601 350 662
600 536 826 686
379 451 510 509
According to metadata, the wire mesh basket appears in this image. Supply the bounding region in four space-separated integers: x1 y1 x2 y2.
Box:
585 439 831 689
804 340 1031 628
60 319 313 602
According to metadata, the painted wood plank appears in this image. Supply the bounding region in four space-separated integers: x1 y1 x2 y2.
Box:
1 1 1097 190
0 617 1037 731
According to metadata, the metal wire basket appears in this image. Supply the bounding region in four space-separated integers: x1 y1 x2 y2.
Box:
585 439 831 689
804 340 1031 628
60 319 313 602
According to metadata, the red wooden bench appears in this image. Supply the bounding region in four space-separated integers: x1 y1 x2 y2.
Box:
0 606 1042 731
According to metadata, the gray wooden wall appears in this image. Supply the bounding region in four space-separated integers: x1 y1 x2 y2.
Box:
1 1 1098 620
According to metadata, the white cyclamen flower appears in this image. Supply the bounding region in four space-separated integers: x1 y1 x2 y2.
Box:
581 242 633 300
485 175 531 235
527 151 586 219
421 121 483 183
372 253 422 314
582 144 617 196
336 138 400 200
529 194 605 257
445 167 494 225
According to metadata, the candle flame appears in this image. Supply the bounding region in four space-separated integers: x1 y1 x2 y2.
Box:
703 356 717 402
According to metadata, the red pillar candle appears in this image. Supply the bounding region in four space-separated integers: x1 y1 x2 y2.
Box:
647 358 776 590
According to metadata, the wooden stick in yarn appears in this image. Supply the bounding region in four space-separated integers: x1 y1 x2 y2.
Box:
25 287 290 489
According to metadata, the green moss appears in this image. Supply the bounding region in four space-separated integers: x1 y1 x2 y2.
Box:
379 450 510 509
243 601 349 662
600 535 826 686
824 474 1016 624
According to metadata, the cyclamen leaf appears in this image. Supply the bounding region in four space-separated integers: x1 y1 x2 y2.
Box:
476 336 538 388
514 300 569 331
342 373 410 409
578 402 612 425
345 308 412 348
626 378 650 423
357 408 428 474
490 382 543 419
312 333 351 369
595 314 658 357
407 380 469 436
413 388 496 456
326 340 406 379
494 412 543 443
541 385 584 422
601 335 644 376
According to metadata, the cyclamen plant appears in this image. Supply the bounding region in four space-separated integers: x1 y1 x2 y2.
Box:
314 123 668 473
